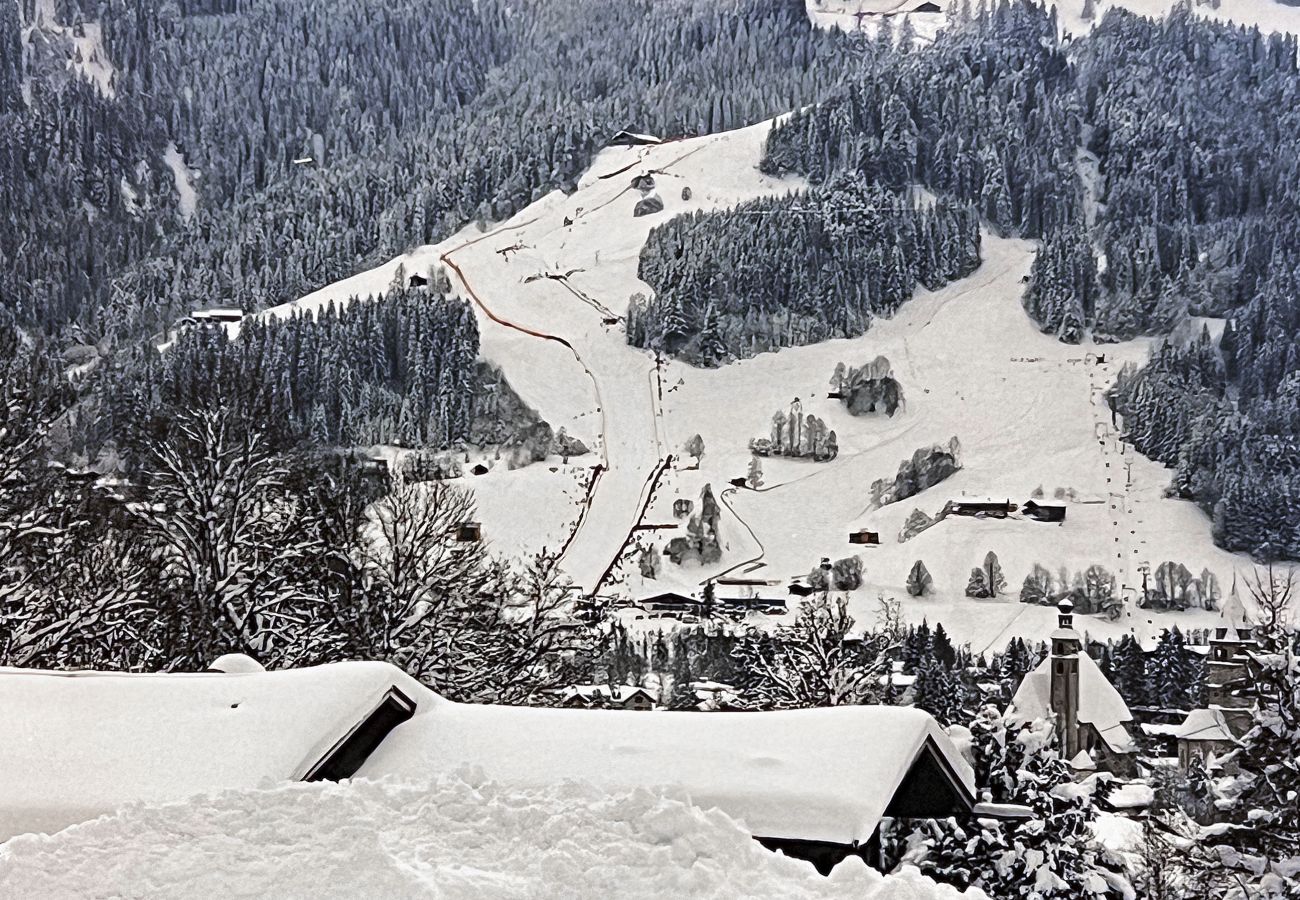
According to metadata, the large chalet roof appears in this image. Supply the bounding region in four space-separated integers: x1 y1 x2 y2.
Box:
0 662 422 841
361 699 976 846
3 662 982 851
1007 651 1135 754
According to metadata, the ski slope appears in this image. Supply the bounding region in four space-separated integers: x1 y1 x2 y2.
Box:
268 122 801 594
282 114 1263 649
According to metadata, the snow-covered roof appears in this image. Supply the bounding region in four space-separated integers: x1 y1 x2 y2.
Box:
1068 750 1097 771
1175 708 1236 743
559 684 656 704
0 662 423 840
1007 651 1135 754
361 699 976 846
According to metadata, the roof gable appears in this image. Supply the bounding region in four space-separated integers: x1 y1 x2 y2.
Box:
0 662 424 840
360 701 974 846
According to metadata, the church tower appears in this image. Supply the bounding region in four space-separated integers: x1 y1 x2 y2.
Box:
1049 599 1082 759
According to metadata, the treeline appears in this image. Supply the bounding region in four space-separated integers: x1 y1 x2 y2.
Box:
629 175 980 362
10 0 856 344
85 289 549 462
758 2 1300 343
1112 321 1300 560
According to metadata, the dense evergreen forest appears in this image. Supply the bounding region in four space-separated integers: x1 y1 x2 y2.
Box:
629 176 980 362
86 289 532 464
634 3 1300 561
5 0 854 344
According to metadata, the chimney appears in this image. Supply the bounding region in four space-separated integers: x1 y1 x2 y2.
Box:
1050 599 1082 759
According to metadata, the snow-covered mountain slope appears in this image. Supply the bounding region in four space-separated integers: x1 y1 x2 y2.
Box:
283 116 1259 649
805 0 1300 38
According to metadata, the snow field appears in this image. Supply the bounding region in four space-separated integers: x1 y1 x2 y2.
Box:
0 776 988 900
282 112 1262 648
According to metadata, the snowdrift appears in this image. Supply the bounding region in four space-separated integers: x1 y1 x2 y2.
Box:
0 776 988 900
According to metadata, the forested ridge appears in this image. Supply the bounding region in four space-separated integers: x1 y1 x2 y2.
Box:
633 2 1300 561
6 0 854 343
630 176 981 362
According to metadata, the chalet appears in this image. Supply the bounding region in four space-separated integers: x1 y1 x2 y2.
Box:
848 529 881 545
364 701 1031 873
0 659 421 841
454 522 482 542
851 0 946 17
187 307 245 325
555 684 657 711
407 272 429 288
471 463 490 476
947 498 1016 518
1021 501 1067 523
607 130 662 147
2 661 1031 874
1008 601 1138 777
637 591 701 615
673 498 694 518
788 581 816 597
729 477 749 488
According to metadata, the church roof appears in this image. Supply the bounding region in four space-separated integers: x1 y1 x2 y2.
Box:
1007 651 1135 755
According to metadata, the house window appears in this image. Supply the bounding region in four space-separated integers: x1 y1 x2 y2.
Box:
1055 662 1064 674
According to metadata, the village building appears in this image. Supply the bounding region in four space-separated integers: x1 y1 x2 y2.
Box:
606 130 663 147
1169 587 1256 770
0 660 1030 873
1008 600 1138 777
636 591 701 616
946 498 1017 518
553 684 657 711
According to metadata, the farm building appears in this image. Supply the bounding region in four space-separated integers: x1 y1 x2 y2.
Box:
187 307 245 325
851 0 945 16
471 463 490 476
946 498 1016 518
1008 601 1137 777
636 591 701 615
848 529 881 545
0 660 1030 873
607 130 662 147
407 272 428 288
1021 500 1067 523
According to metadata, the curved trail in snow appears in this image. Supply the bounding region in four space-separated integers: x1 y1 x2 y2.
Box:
439 225 611 582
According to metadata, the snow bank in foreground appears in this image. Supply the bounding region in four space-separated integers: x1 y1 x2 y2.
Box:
0 775 985 900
